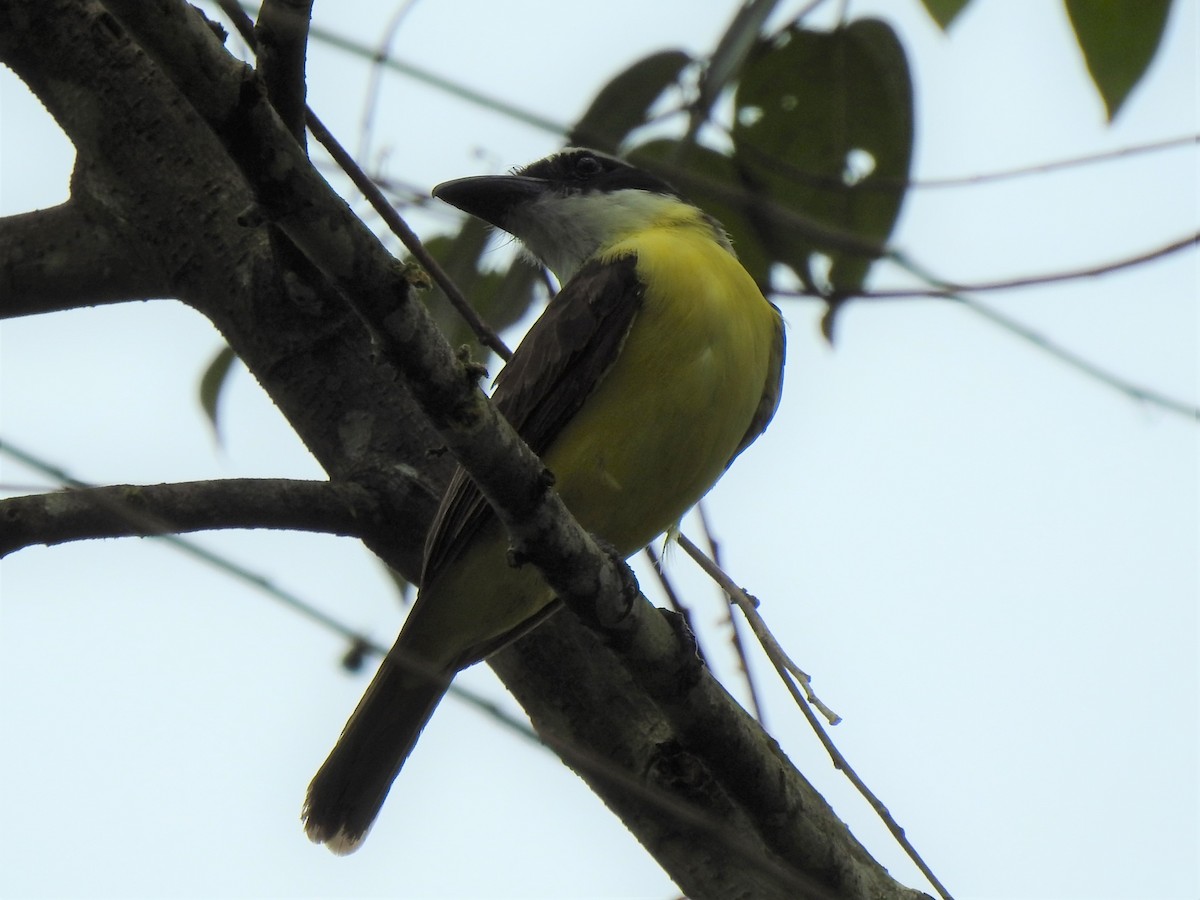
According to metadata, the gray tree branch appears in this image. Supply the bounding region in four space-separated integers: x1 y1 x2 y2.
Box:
0 476 427 558
0 202 162 317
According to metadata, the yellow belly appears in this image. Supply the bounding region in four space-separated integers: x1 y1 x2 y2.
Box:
405 226 779 666
547 228 777 553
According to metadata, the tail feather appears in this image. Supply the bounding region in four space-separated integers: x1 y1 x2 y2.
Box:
303 651 451 854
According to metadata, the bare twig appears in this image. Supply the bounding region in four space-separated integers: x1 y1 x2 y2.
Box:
907 133 1198 189
0 473 423 557
773 232 1200 421
356 0 420 163
252 0 314 144
676 533 839 725
676 533 956 900
886 244 1200 421
857 231 1197 299
697 502 765 723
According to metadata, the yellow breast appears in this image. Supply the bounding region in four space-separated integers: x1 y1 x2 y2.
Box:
544 225 779 553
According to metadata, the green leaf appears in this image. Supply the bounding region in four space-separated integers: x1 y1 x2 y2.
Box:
199 344 238 442
569 50 692 154
920 0 972 30
1065 0 1172 121
732 19 914 296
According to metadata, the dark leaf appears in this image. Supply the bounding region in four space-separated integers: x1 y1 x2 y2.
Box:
199 344 238 442
920 0 972 30
1065 0 1172 121
570 50 692 153
732 19 914 296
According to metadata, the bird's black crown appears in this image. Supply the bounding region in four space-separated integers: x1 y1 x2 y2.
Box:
517 148 681 199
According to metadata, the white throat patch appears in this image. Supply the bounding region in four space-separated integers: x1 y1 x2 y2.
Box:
503 189 724 282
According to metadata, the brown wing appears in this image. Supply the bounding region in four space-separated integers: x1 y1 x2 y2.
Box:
421 254 644 584
727 302 785 468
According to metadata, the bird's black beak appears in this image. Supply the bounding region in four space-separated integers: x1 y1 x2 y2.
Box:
432 175 550 231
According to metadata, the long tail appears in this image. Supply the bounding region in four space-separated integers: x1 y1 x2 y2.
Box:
302 650 451 854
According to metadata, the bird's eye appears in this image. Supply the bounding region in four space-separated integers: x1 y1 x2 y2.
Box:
574 154 604 178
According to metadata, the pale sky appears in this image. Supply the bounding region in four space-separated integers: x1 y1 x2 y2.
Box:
1 2 1196 898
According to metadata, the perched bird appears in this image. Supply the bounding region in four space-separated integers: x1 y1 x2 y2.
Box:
303 147 785 853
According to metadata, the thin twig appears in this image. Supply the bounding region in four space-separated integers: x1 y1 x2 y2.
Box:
676 533 838 725
906 133 1198 189
886 246 1200 421
676 533 956 900
356 0 420 163
858 231 1197 299
304 113 512 360
774 232 1200 421
696 502 765 723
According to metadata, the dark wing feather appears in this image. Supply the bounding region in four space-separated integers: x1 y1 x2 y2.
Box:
421 255 644 584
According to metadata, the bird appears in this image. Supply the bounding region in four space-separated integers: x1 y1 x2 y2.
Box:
303 147 785 854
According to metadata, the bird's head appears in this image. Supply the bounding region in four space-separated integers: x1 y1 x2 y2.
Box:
433 148 723 283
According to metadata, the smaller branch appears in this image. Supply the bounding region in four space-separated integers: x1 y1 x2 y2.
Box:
249 0 314 146
675 534 955 900
906 133 1198 190
0 436 537 749
0 476 407 558
774 234 1200 421
696 502 765 723
305 116 511 360
772 230 1197 301
676 533 838 726
0 202 164 319
883 244 1200 422
727 132 1197 195
355 1 421 163
857 231 1197 299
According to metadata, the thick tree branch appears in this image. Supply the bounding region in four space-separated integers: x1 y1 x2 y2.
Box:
0 202 163 317
0 476 427 558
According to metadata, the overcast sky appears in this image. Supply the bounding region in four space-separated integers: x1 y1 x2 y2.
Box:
1 1 1196 898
